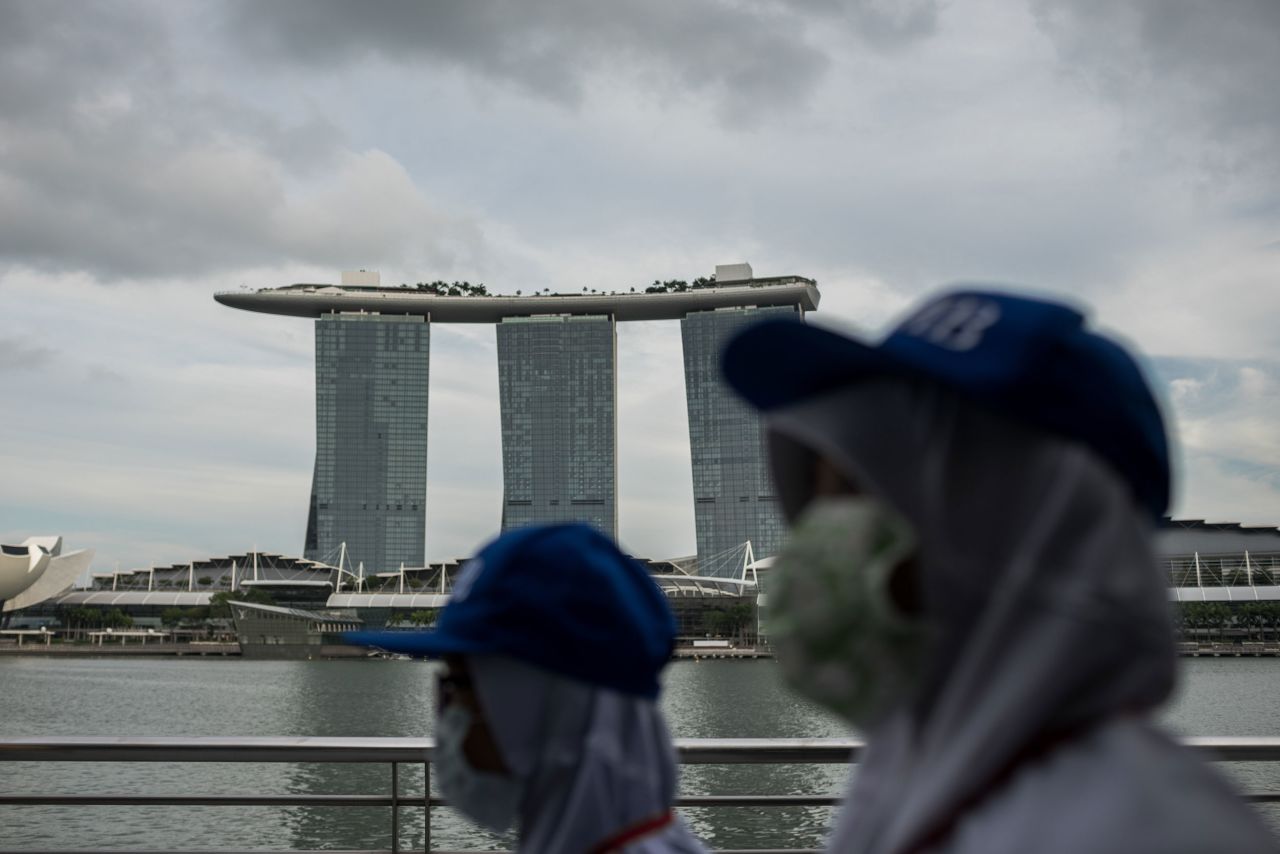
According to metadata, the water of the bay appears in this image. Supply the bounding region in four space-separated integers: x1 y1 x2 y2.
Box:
0 656 1277 850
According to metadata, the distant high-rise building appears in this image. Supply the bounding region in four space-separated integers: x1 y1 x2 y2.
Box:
496 314 617 537
217 263 818 568
682 303 799 573
304 312 429 573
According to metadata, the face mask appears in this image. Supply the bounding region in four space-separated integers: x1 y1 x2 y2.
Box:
434 703 523 833
768 495 928 729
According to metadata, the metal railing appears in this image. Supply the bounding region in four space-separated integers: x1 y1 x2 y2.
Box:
2 736 1279 854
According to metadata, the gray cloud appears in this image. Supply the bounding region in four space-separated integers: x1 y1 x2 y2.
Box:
782 0 940 49
0 336 56 372
0 273 317 568
0 1 476 280
221 0 939 122
1033 0 1280 183
1144 356 1280 526
0 1 168 121
4 0 1280 568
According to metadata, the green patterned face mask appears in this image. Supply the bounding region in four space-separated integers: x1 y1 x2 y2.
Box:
768 496 928 729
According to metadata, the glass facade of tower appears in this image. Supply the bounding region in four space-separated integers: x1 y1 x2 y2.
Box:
496 314 617 537
304 313 429 574
682 305 799 574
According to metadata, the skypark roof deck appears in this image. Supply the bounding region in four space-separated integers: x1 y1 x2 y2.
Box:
214 276 819 322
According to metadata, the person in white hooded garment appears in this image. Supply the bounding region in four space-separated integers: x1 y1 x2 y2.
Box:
348 523 705 854
722 290 1278 854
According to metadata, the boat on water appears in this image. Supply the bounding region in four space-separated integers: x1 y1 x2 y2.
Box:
228 599 366 660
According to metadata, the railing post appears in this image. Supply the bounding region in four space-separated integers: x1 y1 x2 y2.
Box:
391 762 399 854
423 761 431 853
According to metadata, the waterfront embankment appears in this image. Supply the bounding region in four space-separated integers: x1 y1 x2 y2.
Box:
7 642 1280 659
1180 643 1280 657
0 641 240 657
673 646 772 659
0 643 767 659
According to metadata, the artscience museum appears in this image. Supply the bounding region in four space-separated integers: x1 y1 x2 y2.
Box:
0 536 94 616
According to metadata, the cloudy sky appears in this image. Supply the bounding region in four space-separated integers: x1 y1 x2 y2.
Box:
2 0 1278 573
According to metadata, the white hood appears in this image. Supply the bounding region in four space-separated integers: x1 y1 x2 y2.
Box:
768 378 1209 853
470 655 704 853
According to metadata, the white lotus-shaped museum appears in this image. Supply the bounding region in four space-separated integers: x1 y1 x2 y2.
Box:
0 536 94 612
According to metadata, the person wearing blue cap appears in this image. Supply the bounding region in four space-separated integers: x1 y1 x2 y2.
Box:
723 290 1277 854
348 523 705 853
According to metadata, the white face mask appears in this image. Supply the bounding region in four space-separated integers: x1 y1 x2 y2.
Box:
768 495 928 730
434 703 523 833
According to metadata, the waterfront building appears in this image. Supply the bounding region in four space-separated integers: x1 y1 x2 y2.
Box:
229 600 363 660
496 315 617 536
0 536 93 616
1159 518 1280 595
10 518 1280 648
50 551 344 616
304 282 430 574
682 268 800 571
215 265 820 563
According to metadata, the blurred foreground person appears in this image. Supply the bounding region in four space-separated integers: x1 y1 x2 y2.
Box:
349 523 705 854
724 291 1278 854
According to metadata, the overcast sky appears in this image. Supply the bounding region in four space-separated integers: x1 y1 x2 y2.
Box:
2 0 1279 573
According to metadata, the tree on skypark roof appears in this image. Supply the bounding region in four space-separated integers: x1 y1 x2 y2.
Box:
406 280 490 296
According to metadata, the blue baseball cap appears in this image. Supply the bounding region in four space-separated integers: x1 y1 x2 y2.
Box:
345 523 677 698
722 289 1170 518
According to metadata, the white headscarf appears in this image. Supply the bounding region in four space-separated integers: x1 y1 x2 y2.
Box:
469 655 705 853
768 378 1194 854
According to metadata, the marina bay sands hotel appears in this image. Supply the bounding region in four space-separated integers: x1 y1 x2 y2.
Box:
215 264 819 576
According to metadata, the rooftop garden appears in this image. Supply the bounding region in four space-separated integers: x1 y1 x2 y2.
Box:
643 277 716 294
395 278 725 297
407 280 490 296
265 275 814 298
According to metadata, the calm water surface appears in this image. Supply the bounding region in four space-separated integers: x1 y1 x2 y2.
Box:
0 657 1276 849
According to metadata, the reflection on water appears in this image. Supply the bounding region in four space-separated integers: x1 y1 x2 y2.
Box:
662 659 850 848
281 661 422 852
277 660 509 851
0 656 1276 849
1161 658 1280 832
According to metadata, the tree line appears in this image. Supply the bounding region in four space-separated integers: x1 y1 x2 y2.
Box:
54 589 277 634
702 602 755 644
60 607 134 629
643 277 716 294
62 597 1280 645
389 609 439 627
394 277 734 298
1175 601 1280 641
405 280 490 296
